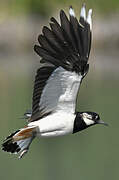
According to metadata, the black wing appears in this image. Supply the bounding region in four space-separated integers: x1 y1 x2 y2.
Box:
30 5 92 122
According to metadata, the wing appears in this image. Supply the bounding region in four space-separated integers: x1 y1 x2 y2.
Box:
30 4 92 122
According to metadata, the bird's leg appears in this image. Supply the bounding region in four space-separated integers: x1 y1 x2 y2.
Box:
18 148 28 159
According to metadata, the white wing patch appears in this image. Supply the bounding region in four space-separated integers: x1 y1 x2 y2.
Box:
39 67 82 114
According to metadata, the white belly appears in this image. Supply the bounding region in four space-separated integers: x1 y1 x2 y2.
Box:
28 112 75 138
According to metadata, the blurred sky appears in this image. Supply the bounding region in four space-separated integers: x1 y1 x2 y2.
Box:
0 1 119 180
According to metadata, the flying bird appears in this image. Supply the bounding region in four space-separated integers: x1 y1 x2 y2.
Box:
2 4 108 159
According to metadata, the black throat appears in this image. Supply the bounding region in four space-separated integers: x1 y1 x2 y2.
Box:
73 112 87 134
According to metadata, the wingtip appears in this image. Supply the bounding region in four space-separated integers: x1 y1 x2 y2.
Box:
69 6 75 17
89 9 93 15
82 3 86 8
80 4 92 30
87 9 92 30
80 3 86 20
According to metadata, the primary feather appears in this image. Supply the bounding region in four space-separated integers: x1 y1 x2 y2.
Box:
2 4 93 159
31 5 92 122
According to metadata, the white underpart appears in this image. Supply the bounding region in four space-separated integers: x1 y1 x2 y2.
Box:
39 67 82 114
29 67 82 137
69 7 75 17
87 9 92 30
80 4 86 20
29 112 76 137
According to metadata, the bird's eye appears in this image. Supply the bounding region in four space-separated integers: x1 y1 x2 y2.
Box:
95 115 99 120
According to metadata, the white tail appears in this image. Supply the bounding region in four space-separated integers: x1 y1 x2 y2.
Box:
2 126 36 159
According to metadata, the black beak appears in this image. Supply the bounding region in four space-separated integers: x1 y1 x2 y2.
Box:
98 120 108 126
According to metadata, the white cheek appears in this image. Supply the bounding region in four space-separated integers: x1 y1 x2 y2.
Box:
83 117 94 126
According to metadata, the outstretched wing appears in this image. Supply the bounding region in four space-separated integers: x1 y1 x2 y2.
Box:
30 5 92 122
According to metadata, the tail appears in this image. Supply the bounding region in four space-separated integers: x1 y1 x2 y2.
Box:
2 126 36 159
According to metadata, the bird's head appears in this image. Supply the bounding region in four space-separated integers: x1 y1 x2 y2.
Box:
80 112 108 127
73 112 108 133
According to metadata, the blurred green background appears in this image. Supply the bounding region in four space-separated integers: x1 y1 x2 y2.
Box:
0 0 119 180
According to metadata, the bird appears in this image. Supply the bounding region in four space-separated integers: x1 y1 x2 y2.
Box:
2 4 108 159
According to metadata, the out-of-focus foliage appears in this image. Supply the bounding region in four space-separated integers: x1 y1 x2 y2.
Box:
0 0 119 16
